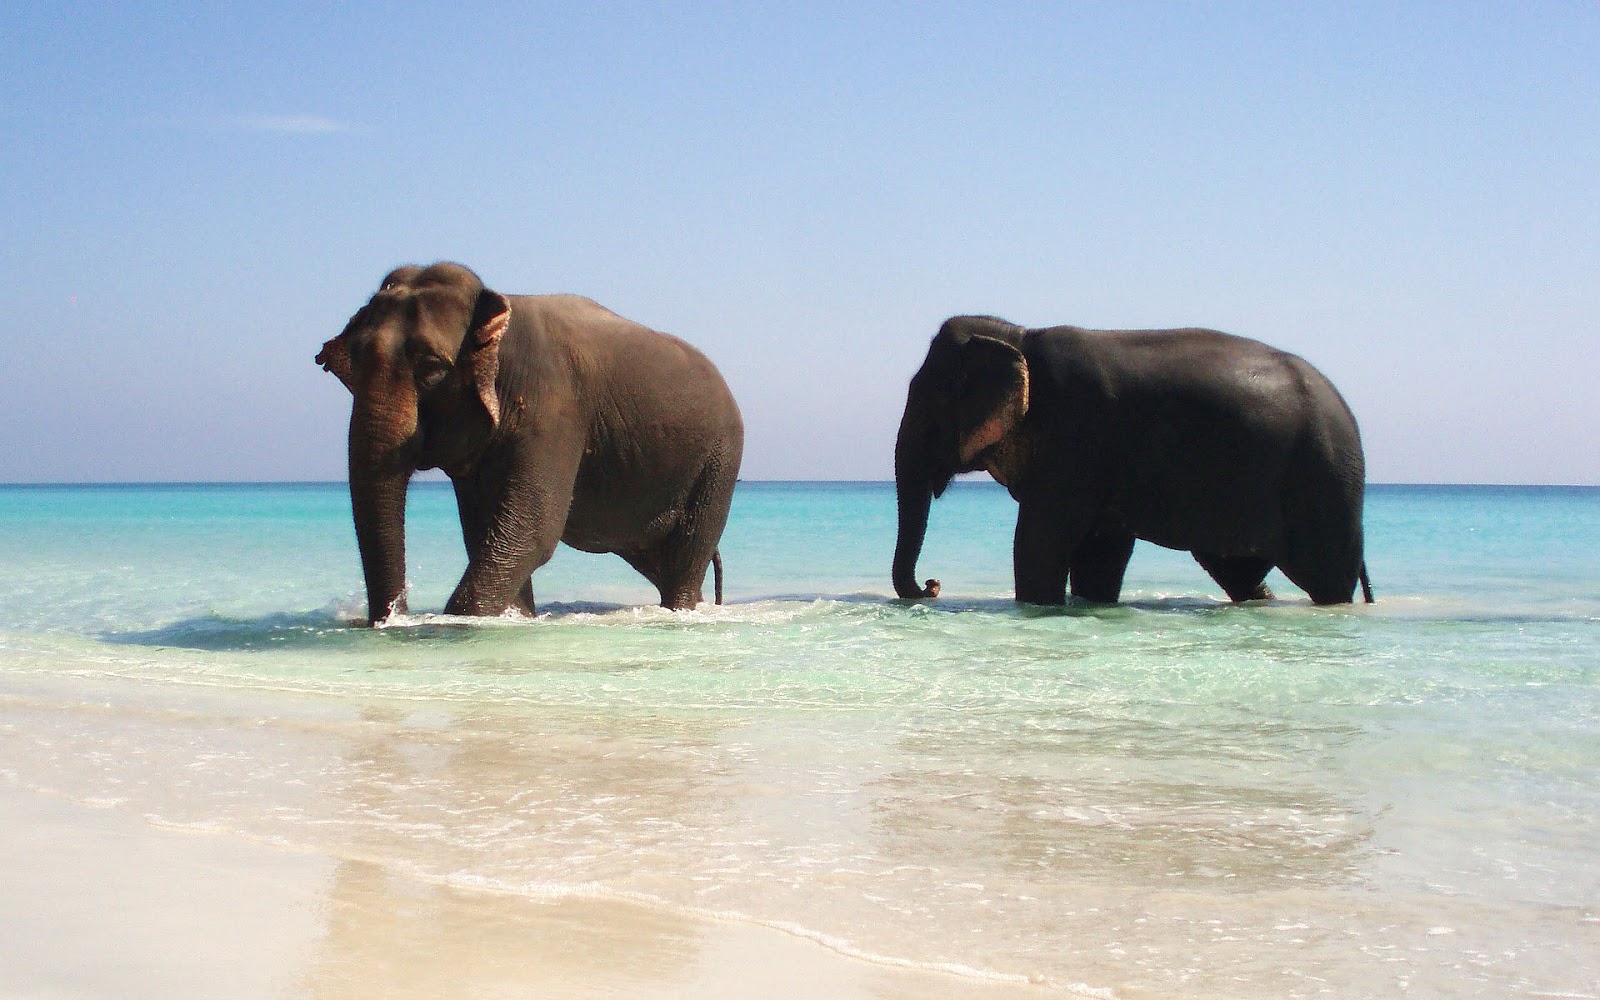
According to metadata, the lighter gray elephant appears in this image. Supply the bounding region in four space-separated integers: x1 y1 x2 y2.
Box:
318 263 743 624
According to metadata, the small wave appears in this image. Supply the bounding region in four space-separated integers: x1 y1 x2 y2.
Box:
104 609 354 651
87 585 1600 661
99 595 929 648
432 870 1068 991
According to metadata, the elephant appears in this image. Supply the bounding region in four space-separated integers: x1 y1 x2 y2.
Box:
892 315 1373 606
316 262 743 625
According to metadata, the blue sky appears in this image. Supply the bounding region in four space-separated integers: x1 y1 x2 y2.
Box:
2 3 1595 483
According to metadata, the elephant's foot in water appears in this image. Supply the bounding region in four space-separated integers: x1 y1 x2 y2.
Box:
511 577 536 616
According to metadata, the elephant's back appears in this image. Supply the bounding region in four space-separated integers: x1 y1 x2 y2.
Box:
1032 325 1349 431
514 295 734 393
509 293 650 346
1037 325 1284 382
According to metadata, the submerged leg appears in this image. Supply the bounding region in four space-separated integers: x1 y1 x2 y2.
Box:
633 459 736 610
513 577 536 616
1068 530 1136 603
620 546 691 609
1193 552 1274 602
454 476 537 614
1278 557 1361 605
446 442 579 616
1014 501 1076 605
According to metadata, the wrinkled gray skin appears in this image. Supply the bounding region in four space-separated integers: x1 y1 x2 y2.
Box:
893 316 1372 606
318 263 743 625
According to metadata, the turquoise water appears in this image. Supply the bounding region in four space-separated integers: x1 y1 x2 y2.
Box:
2 482 1597 996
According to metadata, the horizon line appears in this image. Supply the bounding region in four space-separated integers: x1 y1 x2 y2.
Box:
1 479 1597 490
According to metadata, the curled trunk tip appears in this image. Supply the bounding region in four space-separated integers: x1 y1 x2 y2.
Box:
892 469 939 600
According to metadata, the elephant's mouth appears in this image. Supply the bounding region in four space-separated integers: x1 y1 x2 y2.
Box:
411 412 482 479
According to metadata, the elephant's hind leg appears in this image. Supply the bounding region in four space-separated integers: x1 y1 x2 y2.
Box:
1278 448 1366 605
1277 557 1361 605
1276 504 1364 604
619 548 682 607
631 458 737 610
626 534 712 610
1193 552 1274 602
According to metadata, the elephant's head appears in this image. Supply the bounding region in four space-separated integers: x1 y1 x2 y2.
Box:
316 262 510 623
892 316 1029 600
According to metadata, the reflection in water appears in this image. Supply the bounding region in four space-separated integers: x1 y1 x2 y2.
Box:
299 700 745 895
303 860 703 999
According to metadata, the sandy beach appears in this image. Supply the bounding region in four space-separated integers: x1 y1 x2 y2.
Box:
1 786 1064 1000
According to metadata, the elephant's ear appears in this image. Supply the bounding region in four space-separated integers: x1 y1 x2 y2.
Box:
316 334 354 393
956 335 1029 464
463 290 510 427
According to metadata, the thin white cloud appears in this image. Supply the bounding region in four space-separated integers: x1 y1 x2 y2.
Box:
232 114 347 134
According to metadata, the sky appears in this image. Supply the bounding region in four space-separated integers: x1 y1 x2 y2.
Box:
2 3 1595 484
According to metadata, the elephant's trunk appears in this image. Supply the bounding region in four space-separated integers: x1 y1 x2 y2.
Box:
348 396 417 625
892 416 941 600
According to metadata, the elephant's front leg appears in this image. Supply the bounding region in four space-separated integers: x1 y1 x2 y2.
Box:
1013 500 1078 606
452 477 537 615
445 445 579 617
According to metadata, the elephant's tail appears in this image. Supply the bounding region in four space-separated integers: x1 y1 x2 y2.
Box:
713 549 724 605
1359 562 1374 604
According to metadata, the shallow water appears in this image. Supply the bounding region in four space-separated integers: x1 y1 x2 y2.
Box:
1 482 1597 996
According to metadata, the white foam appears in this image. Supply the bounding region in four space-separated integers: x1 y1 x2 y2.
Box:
435 871 1082 991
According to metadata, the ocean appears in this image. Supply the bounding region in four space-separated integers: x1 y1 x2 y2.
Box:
1 481 1596 997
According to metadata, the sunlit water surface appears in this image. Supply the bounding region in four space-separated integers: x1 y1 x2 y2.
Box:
1 482 1596 997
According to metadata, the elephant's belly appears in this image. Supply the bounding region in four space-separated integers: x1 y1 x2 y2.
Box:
559 479 685 555
1117 494 1284 558
1139 526 1272 558
560 509 676 554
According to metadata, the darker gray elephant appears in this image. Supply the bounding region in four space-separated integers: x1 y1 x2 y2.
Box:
893 316 1372 606
318 262 743 624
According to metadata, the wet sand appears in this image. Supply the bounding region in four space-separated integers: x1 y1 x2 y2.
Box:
0 786 1070 1000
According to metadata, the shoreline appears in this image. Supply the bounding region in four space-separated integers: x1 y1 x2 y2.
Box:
0 785 1070 999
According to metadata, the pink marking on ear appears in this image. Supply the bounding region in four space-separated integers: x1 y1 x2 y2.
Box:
316 335 354 391
958 359 1029 464
466 296 509 426
473 299 509 348
960 414 1007 464
474 311 507 348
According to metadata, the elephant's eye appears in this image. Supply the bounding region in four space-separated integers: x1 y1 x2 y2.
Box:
415 357 453 389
